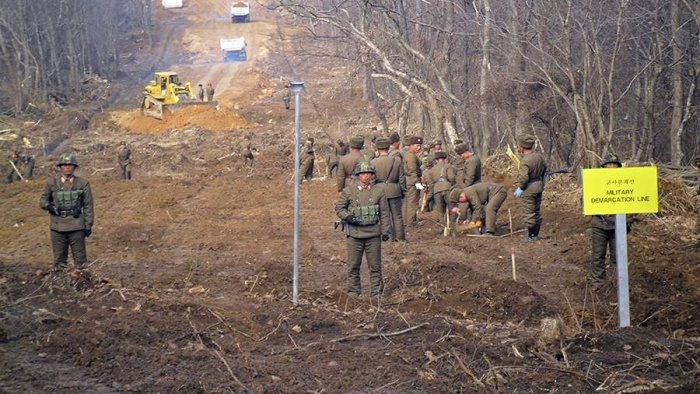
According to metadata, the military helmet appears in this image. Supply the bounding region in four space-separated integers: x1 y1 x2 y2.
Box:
600 153 622 168
56 153 79 167
354 161 376 175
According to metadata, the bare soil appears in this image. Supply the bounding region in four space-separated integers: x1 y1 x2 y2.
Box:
1 1 698 392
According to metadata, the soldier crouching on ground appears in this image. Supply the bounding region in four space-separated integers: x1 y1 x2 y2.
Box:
589 154 636 290
39 153 94 271
335 161 391 297
449 183 507 236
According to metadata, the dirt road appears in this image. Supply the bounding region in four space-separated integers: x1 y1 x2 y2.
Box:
0 1 698 392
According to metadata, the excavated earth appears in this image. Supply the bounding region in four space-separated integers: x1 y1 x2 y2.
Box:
0 1 698 392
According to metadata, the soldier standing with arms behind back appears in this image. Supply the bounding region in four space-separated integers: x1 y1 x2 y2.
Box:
513 134 547 241
39 153 94 271
117 141 132 180
299 137 315 183
335 161 391 296
372 137 406 242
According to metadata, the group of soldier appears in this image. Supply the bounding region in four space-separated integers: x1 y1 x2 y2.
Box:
332 132 547 296
4 150 35 183
197 83 216 103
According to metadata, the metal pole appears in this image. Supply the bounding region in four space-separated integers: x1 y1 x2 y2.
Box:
289 81 304 305
615 214 630 327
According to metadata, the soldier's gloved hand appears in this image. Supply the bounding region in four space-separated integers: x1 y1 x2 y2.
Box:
381 234 390 242
345 214 357 224
47 204 60 216
514 187 524 198
83 227 92 238
626 223 632 234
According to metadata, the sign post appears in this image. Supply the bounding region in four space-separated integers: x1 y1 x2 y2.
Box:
289 81 304 305
582 166 658 327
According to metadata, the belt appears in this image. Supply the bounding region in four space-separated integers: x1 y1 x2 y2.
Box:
59 210 79 217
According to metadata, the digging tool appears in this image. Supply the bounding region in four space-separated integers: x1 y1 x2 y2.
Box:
9 160 26 182
509 208 517 281
443 207 450 237
419 185 429 213
506 145 520 167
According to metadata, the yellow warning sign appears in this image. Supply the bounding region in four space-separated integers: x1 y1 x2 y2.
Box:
582 167 658 215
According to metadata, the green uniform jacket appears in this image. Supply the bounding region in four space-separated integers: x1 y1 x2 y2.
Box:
403 151 422 186
301 143 315 163
337 150 362 192
424 161 455 194
462 183 504 222
514 152 547 194
118 148 132 166
371 154 405 198
40 175 94 232
336 182 391 239
456 154 481 188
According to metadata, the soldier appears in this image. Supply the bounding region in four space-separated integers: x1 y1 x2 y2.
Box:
39 153 94 271
327 140 346 178
388 132 403 161
197 84 204 102
454 144 481 188
335 161 391 296
423 152 455 224
18 151 35 180
243 144 255 167
372 137 406 242
513 134 547 241
117 141 132 180
282 85 291 110
361 134 378 162
449 183 507 236
589 154 635 289
299 137 315 183
337 136 364 192
206 82 215 102
402 136 423 226
4 150 21 183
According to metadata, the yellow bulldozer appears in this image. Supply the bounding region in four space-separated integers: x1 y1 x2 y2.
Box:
142 71 203 120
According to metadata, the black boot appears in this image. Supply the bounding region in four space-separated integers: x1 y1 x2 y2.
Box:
526 224 540 242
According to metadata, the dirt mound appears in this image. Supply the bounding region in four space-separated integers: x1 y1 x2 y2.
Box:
109 106 250 133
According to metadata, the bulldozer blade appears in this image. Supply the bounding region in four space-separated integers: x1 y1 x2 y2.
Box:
142 96 164 120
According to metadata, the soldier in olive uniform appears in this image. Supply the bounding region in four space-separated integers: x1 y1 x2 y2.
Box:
449 183 507 236
423 152 455 224
299 137 315 183
335 162 391 296
282 85 291 110
372 137 406 242
454 144 481 188
402 136 423 226
206 82 215 103
4 150 21 183
117 141 132 180
327 140 347 177
39 153 94 270
242 144 255 167
513 134 547 241
388 132 403 161
337 136 364 192
589 154 636 289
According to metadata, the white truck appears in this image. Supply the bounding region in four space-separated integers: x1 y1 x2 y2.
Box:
162 0 183 9
220 37 247 62
231 1 251 23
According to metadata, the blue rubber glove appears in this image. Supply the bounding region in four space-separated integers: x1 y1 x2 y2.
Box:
514 187 524 198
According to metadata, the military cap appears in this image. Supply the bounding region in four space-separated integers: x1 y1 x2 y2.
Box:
375 137 391 150
349 136 364 149
407 136 423 146
449 188 464 203
306 137 314 144
600 153 622 168
454 139 464 145
434 151 448 160
389 132 401 144
354 161 376 175
455 144 470 155
56 152 79 167
120 141 127 146
517 134 536 149
430 139 443 148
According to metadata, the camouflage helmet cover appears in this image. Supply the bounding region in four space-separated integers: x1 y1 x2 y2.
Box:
600 153 622 168
56 153 79 167
354 161 376 175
